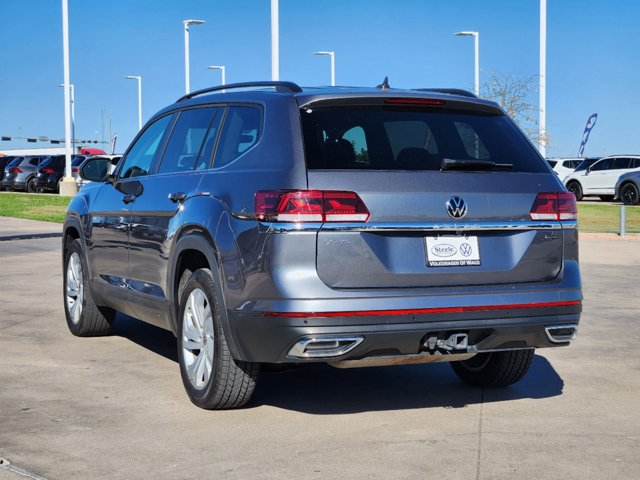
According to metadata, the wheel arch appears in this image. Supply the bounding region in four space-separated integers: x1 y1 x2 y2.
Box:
168 230 242 359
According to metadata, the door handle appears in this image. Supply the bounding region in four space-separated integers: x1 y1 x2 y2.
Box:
122 193 137 204
168 192 187 203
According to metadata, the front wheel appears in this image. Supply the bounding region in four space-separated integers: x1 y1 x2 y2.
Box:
177 268 259 409
620 183 639 205
451 349 535 387
566 181 583 201
63 238 115 336
26 177 37 193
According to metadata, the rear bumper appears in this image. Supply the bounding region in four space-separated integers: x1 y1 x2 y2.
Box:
227 303 581 363
35 174 61 190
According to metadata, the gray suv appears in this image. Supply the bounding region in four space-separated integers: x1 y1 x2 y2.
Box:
63 81 582 409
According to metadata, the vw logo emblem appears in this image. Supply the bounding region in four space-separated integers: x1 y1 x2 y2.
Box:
446 196 467 219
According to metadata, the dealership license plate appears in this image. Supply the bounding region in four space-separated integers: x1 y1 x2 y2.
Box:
425 236 481 267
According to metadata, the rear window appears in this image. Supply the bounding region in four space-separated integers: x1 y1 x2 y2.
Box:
301 106 547 173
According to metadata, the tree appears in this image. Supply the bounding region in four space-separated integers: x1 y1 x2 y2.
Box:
480 71 550 148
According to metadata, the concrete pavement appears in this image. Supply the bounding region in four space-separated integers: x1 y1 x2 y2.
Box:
0 219 639 479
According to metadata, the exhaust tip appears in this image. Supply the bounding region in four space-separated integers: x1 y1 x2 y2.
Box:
545 324 578 343
287 336 364 359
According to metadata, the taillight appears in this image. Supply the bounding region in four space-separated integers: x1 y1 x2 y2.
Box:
255 190 370 223
530 192 577 221
72 167 79 173
9 167 22 174
43 167 55 174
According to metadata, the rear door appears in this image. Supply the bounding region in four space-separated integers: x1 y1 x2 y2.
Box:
125 106 223 320
300 101 565 289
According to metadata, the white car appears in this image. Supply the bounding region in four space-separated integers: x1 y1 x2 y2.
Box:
563 155 640 201
546 157 584 182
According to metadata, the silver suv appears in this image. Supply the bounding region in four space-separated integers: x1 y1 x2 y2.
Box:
64 81 582 409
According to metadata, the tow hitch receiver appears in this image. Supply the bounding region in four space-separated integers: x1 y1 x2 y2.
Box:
423 333 469 354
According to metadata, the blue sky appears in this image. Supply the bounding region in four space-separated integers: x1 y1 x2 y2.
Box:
0 0 638 157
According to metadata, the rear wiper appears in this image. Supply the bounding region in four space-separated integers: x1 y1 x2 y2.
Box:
441 158 513 171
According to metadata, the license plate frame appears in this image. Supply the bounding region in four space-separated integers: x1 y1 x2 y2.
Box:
425 235 481 267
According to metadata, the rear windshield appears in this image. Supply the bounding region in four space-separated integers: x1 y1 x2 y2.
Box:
301 106 547 173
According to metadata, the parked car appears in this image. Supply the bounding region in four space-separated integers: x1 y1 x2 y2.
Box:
64 81 582 409
564 155 640 201
546 157 584 182
35 155 86 192
2 155 46 192
615 170 640 205
76 155 121 190
0 156 18 190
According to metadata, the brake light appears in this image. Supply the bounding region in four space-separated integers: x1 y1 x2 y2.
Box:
72 167 79 173
385 98 445 106
43 167 55 174
9 167 22 174
530 192 577 221
255 190 370 222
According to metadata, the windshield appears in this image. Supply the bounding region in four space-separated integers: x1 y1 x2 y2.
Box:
301 106 547 173
575 159 598 171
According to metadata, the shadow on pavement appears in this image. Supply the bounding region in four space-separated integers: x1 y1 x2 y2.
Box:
112 314 564 414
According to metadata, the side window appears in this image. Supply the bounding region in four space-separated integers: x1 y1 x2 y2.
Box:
29 158 40 166
158 108 220 175
591 158 614 171
213 107 262 168
119 114 174 179
342 126 369 165
613 158 632 170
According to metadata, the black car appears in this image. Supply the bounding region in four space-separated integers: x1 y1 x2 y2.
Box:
35 155 86 192
64 81 582 409
0 156 18 190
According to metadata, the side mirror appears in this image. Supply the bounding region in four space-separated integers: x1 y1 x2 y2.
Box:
80 157 112 182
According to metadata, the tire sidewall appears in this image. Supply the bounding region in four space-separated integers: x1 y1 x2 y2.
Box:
568 181 582 201
177 269 224 406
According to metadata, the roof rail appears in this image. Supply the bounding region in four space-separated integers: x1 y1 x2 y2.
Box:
176 81 303 102
413 88 477 98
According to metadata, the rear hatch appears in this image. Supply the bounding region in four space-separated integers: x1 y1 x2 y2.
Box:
299 97 568 289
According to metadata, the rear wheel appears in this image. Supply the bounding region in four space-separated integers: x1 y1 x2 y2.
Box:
177 268 259 409
599 195 614 202
63 238 115 336
567 181 583 201
451 349 535 387
26 177 37 193
620 183 639 205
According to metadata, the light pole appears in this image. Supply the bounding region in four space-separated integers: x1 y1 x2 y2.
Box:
125 75 142 130
454 31 479 96
539 0 547 157
60 0 74 195
313 51 335 86
58 83 75 154
271 0 279 80
183 19 205 94
207 65 226 85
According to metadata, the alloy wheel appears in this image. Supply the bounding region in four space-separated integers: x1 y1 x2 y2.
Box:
181 288 215 390
65 252 84 324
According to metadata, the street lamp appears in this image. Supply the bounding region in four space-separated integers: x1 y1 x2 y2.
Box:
207 65 226 85
60 0 73 195
125 75 142 130
454 31 479 96
58 83 75 154
183 19 205 94
539 0 547 157
271 0 279 80
313 51 335 86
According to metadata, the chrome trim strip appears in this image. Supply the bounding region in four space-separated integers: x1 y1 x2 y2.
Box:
287 336 364 359
307 221 559 232
544 324 578 343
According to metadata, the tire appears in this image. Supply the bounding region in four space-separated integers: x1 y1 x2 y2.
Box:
63 238 115 336
566 181 583 201
599 195 614 202
451 349 535 387
177 268 259 409
26 177 37 193
620 183 639 205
